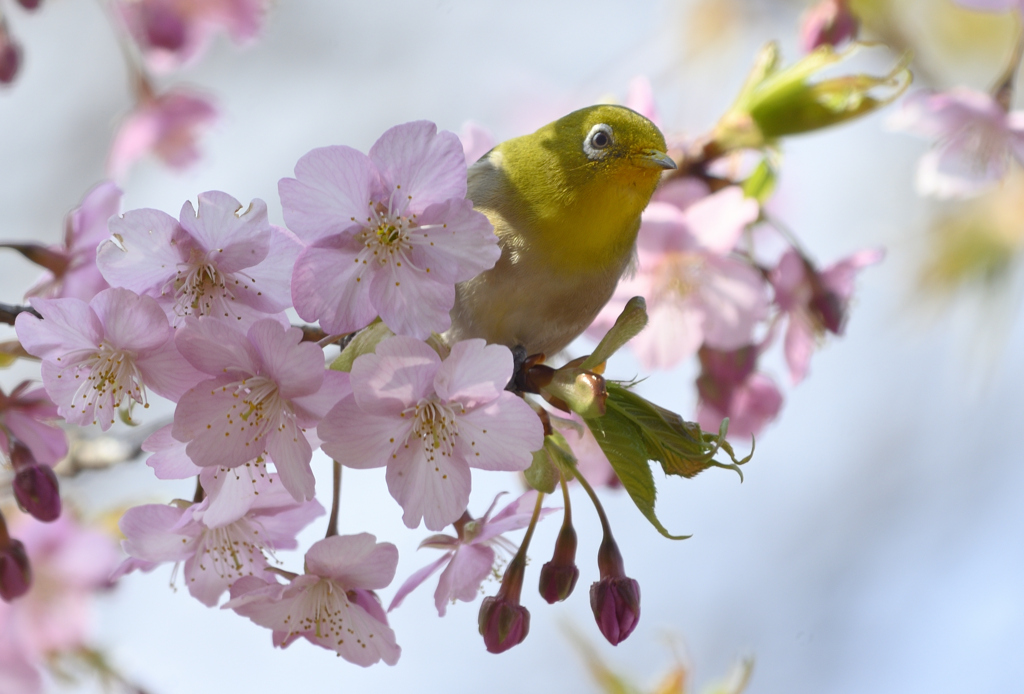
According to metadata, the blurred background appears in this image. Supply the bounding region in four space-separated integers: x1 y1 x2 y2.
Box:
1 0 1023 692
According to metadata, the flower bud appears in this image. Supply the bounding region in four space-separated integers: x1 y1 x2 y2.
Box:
14 464 62 522
0 538 32 602
478 594 531 654
539 524 579 604
141 2 187 52
800 0 858 53
590 575 641 646
16 0 42 10
0 31 21 85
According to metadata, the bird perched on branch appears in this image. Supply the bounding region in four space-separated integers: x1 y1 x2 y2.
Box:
445 104 675 359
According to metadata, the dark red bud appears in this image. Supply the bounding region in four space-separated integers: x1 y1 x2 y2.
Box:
539 524 579 604
15 0 42 11
0 539 32 601
0 35 21 85
589 575 641 646
14 464 62 522
141 3 187 52
478 595 530 653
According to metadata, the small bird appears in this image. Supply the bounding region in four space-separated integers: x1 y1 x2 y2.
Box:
445 104 675 359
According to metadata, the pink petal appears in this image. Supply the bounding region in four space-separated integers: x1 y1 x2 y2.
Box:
174 377 271 468
290 238 378 334
387 552 452 612
684 186 760 255
386 444 472 530
433 339 510 407
434 543 494 616
265 416 315 502
351 336 439 416
143 424 201 479
369 121 467 213
784 314 816 385
119 504 195 562
247 321 323 399
630 300 704 370
454 396 543 471
99 208 183 295
319 396 409 470
16 298 102 359
304 534 398 589
700 256 770 350
369 258 455 339
178 193 271 273
174 316 260 376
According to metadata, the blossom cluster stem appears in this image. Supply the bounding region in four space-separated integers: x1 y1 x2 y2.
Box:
498 490 545 600
325 459 342 538
571 462 613 539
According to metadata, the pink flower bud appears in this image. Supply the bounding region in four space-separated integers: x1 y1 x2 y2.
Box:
0 538 32 601
141 2 187 52
800 0 859 53
478 595 531 654
16 0 42 11
0 31 21 85
590 575 641 646
14 464 62 522
539 524 579 604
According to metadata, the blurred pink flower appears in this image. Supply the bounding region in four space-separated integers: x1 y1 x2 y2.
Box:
15 288 203 430
172 317 349 502
549 412 619 489
625 75 662 129
695 345 782 439
590 187 765 370
771 247 883 384
115 475 322 606
799 0 859 52
280 121 500 339
388 491 553 616
954 0 1024 12
225 533 401 666
108 88 217 179
0 382 67 467
459 121 495 165
0 512 118 672
22 181 121 302
889 87 1024 198
115 0 265 72
98 191 299 326
319 336 543 530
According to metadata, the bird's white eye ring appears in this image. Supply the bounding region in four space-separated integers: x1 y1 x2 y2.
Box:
583 124 613 159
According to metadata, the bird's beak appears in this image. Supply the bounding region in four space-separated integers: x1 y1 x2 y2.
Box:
637 149 677 170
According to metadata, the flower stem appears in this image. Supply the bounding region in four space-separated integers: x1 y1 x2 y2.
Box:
499 491 545 601
571 463 613 539
325 460 342 538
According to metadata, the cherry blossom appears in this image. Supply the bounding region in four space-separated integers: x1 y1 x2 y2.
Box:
171 317 349 502
388 491 553 616
318 336 543 530
15 288 202 430
108 88 217 178
590 186 765 370
0 382 67 468
22 181 121 302
770 248 883 384
695 345 782 439
889 87 1024 198
98 191 299 325
225 534 400 666
280 120 500 338
115 475 323 606
800 0 858 52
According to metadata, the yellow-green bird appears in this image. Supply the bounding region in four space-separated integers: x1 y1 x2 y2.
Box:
445 104 675 358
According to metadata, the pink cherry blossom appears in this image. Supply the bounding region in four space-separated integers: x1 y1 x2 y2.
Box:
15 288 203 430
115 475 322 606
388 491 553 616
225 533 400 666
23 181 121 302
0 511 119 674
280 121 500 339
799 0 859 52
319 336 543 530
889 87 1024 198
0 382 67 467
771 248 883 384
695 345 782 439
172 317 349 502
98 191 299 325
590 187 766 370
108 88 217 179
114 0 264 72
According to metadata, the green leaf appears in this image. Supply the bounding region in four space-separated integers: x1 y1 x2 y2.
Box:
742 159 777 204
579 296 648 371
329 320 393 372
585 404 691 540
525 444 559 494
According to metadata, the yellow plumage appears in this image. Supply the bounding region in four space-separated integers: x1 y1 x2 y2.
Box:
446 104 674 357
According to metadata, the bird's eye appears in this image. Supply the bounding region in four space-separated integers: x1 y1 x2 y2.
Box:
583 124 613 159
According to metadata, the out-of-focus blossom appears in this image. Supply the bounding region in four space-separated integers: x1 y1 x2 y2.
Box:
695 345 782 439
0 26 20 85
108 88 217 178
889 87 1024 198
771 248 883 383
115 475 322 606
590 187 765 370
15 288 203 430
624 75 662 129
0 382 67 467
115 0 265 72
459 121 495 165
98 191 298 325
549 413 619 488
16 181 121 302
172 317 348 502
800 0 859 52
389 491 552 615
319 336 543 530
225 533 401 666
0 532 31 602
954 0 1024 13
15 0 42 11
280 121 500 338
0 512 119 667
